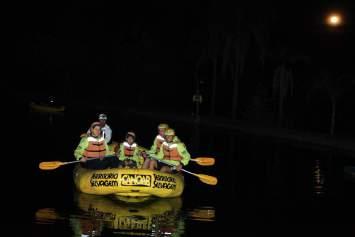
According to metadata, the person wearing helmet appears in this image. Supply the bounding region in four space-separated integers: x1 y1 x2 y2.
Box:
85 113 112 144
74 122 119 169
146 128 190 173
117 131 143 168
143 123 181 169
98 113 112 144
148 123 169 155
141 123 167 168
147 123 181 154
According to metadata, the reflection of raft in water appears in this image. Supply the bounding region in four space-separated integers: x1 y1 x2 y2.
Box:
76 193 183 234
73 166 184 198
29 102 65 114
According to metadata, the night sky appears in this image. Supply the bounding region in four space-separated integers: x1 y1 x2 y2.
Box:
10 1 355 133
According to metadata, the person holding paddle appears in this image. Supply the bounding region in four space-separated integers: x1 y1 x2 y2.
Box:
74 121 118 169
148 123 181 154
84 113 112 144
148 123 168 155
143 123 179 169
146 128 190 173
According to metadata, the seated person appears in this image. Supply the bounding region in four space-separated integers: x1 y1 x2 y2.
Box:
74 122 118 170
147 128 190 173
117 132 143 168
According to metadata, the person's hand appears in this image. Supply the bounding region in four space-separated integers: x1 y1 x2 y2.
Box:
176 163 183 171
80 156 88 163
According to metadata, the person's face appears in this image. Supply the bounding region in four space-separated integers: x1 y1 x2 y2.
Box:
165 135 174 143
126 136 134 144
158 128 165 136
92 126 101 137
99 119 106 126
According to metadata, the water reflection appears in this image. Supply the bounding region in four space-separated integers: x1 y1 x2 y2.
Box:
71 193 185 236
33 191 219 236
35 208 64 224
313 159 325 196
187 206 215 222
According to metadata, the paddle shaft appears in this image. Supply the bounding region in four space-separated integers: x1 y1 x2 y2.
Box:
62 160 82 165
78 155 116 162
180 168 195 175
152 156 217 185
152 156 191 173
61 157 103 165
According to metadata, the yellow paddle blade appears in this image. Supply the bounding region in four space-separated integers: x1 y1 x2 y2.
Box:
191 157 215 166
195 174 218 185
39 161 64 170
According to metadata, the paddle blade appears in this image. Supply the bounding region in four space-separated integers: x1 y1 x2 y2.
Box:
39 161 64 170
196 174 218 185
191 157 215 166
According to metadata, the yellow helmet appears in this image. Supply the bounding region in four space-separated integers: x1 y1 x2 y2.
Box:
164 128 175 136
158 123 169 129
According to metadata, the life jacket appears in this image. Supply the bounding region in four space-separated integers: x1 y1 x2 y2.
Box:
162 141 182 161
83 136 106 158
155 134 165 152
123 141 137 157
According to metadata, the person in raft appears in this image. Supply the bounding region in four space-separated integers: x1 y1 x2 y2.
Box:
117 131 144 168
143 123 180 169
146 128 190 173
85 113 112 144
74 121 118 169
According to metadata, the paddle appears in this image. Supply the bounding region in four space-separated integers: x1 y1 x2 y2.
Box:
180 168 218 185
190 157 215 166
39 156 116 170
144 153 214 166
139 147 215 166
149 156 218 185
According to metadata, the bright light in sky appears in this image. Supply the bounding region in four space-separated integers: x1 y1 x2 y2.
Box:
326 13 342 26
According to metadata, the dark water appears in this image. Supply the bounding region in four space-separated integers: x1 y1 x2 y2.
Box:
7 102 355 236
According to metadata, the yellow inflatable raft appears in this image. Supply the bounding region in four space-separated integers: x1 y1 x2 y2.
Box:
73 166 184 198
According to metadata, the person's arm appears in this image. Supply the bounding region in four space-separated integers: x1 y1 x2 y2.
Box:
74 138 88 160
104 141 111 156
177 143 190 166
155 143 165 160
118 143 125 161
149 138 158 155
133 144 141 163
105 126 112 143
